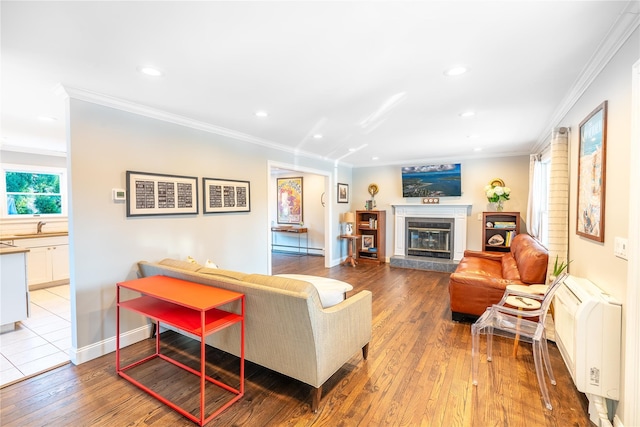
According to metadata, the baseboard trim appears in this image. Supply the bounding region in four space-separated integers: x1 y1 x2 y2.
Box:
69 324 152 365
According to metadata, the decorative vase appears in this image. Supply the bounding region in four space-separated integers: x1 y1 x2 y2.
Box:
495 199 504 212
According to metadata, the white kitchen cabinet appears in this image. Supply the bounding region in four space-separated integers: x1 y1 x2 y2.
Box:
0 247 30 331
15 236 70 287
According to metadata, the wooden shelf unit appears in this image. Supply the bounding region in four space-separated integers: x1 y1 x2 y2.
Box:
482 211 520 252
355 210 386 264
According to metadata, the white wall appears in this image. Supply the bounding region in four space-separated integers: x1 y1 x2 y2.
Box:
67 99 349 361
352 155 531 257
556 27 638 424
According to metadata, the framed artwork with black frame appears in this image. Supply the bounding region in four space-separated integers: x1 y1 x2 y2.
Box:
576 101 607 242
202 177 250 214
337 183 349 203
126 171 198 217
277 177 303 224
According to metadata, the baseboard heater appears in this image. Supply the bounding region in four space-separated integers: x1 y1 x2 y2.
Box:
554 275 622 426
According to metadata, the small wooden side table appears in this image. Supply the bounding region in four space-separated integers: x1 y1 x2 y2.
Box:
339 235 361 267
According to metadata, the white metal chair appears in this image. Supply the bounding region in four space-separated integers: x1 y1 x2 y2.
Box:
471 272 568 410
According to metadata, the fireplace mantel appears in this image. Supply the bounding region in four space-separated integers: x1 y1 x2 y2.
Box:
391 203 472 261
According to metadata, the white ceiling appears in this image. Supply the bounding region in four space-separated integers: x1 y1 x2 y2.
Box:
1 1 637 167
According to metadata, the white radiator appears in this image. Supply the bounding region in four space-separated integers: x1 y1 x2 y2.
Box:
554 275 622 426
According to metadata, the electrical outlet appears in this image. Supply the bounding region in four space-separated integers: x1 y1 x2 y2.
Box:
614 237 628 260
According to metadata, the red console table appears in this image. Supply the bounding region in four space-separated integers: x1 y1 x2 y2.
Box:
116 275 244 425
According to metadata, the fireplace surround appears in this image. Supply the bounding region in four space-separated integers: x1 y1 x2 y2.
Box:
390 203 471 272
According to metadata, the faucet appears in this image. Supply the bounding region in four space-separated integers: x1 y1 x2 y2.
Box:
37 221 47 234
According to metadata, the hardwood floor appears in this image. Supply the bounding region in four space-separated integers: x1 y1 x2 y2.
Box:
0 254 591 426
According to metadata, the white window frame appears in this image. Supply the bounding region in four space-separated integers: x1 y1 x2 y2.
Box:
1 163 68 218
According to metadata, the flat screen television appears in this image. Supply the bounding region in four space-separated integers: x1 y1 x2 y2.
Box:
401 163 462 197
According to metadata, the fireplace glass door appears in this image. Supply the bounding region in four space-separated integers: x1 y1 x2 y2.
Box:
406 220 453 259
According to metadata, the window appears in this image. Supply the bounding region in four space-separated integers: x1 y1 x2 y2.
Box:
2 165 67 217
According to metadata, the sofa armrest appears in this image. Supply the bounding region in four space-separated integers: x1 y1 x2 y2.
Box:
462 250 504 261
310 290 373 385
449 272 515 291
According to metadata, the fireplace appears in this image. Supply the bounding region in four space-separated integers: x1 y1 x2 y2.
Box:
406 218 454 260
390 203 471 272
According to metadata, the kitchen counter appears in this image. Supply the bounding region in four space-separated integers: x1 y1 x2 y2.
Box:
0 232 68 241
0 245 30 255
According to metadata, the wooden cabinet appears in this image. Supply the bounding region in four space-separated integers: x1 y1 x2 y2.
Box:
355 210 386 264
15 236 70 288
482 212 520 252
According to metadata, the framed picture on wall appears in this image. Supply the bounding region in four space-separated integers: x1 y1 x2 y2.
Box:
337 183 349 203
202 178 250 213
576 100 607 242
277 177 303 224
126 171 199 217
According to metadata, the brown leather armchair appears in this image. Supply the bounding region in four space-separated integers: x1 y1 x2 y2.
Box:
448 233 548 321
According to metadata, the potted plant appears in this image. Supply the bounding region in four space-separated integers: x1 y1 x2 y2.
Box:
550 255 572 282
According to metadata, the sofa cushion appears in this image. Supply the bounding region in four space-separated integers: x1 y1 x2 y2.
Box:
501 254 521 281
455 255 502 278
243 273 316 294
510 234 548 284
275 274 353 308
197 267 248 281
159 258 202 272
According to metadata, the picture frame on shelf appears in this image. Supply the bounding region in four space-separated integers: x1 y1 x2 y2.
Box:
337 183 349 203
277 177 303 224
576 101 607 242
126 171 198 217
362 235 374 250
202 177 250 214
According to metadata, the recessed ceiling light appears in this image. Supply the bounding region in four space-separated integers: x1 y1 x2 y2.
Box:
348 148 357 152
38 116 57 122
459 111 475 118
444 66 469 76
313 134 323 139
255 111 268 118
138 66 163 77
474 147 483 152
467 134 480 139
372 156 379 161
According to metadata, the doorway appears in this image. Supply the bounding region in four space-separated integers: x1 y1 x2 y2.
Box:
267 161 333 275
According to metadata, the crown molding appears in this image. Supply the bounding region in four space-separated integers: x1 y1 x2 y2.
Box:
58 85 330 164
533 1 640 153
0 143 67 158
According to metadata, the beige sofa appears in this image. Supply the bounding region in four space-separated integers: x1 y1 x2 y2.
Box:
137 259 372 412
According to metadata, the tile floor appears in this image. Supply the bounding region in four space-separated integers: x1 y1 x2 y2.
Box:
0 285 71 387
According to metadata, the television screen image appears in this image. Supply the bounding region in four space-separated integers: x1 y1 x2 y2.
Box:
401 163 462 197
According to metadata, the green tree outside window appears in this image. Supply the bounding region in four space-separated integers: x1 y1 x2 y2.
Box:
5 171 62 215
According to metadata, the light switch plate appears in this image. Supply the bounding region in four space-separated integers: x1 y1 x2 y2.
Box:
614 237 628 260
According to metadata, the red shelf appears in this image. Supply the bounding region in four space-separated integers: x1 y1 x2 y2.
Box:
120 296 242 335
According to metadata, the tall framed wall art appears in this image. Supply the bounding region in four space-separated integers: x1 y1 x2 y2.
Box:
277 177 303 224
576 101 607 242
